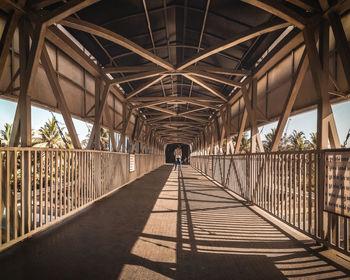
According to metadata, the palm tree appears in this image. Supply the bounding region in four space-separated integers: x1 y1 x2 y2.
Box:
263 128 276 151
32 117 65 148
306 132 317 150
100 127 109 150
288 130 307 151
0 123 11 147
82 127 109 150
232 133 250 153
343 129 350 148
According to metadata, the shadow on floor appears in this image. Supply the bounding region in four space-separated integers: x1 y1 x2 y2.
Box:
176 167 350 280
0 164 349 280
0 165 174 280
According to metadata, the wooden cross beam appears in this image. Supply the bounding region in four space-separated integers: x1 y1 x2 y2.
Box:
40 44 81 149
241 0 306 29
60 17 174 71
270 49 308 152
177 20 290 70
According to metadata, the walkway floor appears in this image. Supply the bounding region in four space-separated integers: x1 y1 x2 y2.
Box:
0 165 349 279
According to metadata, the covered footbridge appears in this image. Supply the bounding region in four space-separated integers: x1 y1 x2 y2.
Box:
0 0 350 278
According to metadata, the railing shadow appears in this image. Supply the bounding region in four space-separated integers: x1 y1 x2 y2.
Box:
0 165 174 280
0 164 349 279
175 166 350 280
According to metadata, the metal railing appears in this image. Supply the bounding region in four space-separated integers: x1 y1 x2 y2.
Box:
191 150 350 255
0 147 164 251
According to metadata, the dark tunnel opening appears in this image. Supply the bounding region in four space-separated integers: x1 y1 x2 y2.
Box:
165 143 190 164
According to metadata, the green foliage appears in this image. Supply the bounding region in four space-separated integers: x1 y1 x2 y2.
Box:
82 126 109 150
232 133 250 153
0 123 11 147
32 117 65 148
287 130 307 151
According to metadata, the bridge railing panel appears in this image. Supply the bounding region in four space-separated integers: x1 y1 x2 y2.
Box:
0 147 164 251
191 150 350 255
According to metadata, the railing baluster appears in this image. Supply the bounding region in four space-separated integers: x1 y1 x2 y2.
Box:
308 153 312 234
39 151 43 227
6 151 10 242
13 151 18 239
0 151 2 245
67 152 71 213
27 151 31 233
21 150 24 235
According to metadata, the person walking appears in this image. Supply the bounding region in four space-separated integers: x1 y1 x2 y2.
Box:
174 146 182 171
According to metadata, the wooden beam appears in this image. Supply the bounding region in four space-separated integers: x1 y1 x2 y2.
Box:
241 0 306 29
103 66 159 73
39 0 100 27
178 21 290 70
234 109 248 154
87 82 111 149
270 49 308 152
40 44 81 149
178 107 208 116
130 96 220 109
46 25 101 77
241 81 263 153
255 30 304 79
1 0 25 13
285 0 318 12
148 105 208 123
25 23 47 104
111 70 165 85
103 105 117 152
10 19 43 147
133 100 168 109
30 0 62 10
183 74 227 101
187 65 250 76
328 12 350 89
126 75 167 100
60 17 174 71
304 24 333 149
129 96 222 103
188 70 242 88
131 115 139 142
0 11 20 83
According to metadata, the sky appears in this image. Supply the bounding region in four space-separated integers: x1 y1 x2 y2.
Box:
0 98 349 146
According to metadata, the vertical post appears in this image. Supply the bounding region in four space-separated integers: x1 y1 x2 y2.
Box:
250 80 257 153
94 78 102 150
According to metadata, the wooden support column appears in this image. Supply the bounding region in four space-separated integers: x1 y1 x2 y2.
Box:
40 44 81 149
131 115 139 153
242 80 264 153
103 105 117 152
95 79 102 150
304 22 340 149
87 80 111 150
328 12 350 89
10 19 46 146
117 103 132 152
271 49 308 152
0 11 21 82
225 105 232 154
235 109 248 154
214 117 221 154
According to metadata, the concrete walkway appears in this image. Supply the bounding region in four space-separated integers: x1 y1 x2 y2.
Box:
0 165 349 279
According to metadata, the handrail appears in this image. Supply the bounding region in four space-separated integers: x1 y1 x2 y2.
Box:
191 150 350 256
0 147 164 252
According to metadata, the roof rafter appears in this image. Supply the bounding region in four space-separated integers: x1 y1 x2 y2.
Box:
183 74 227 101
177 20 290 70
241 0 306 29
60 17 175 71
